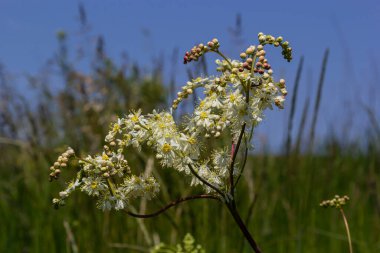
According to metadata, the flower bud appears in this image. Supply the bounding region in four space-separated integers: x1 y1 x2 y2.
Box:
240 53 247 59
274 96 285 109
59 191 68 198
245 47 254 55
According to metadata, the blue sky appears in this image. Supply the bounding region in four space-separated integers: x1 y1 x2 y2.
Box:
1 0 379 151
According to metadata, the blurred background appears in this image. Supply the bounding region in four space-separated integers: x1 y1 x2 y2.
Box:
0 1 379 252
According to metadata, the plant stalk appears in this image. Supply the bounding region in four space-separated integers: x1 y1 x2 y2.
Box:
340 208 353 253
226 202 262 253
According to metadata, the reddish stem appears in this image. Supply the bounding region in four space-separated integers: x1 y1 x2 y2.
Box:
125 194 220 218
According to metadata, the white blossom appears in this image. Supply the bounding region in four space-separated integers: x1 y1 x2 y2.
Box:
51 34 291 211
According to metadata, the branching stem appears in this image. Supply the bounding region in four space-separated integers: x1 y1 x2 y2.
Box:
188 163 225 197
125 194 220 218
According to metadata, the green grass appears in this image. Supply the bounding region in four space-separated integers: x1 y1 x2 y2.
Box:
1 144 378 252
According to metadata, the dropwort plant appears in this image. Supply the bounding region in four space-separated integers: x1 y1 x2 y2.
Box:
321 195 353 253
49 33 293 252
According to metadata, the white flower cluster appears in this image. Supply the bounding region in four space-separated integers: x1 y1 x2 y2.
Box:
51 33 292 211
53 150 160 211
176 50 287 140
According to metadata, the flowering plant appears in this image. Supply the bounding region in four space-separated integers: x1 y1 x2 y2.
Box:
49 32 292 253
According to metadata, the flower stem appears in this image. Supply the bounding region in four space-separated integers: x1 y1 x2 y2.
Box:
125 194 220 218
214 50 245 85
229 123 246 197
215 50 233 68
340 208 353 253
188 163 225 197
226 202 262 253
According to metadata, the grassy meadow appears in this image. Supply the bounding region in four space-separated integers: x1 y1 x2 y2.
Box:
1 141 379 252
